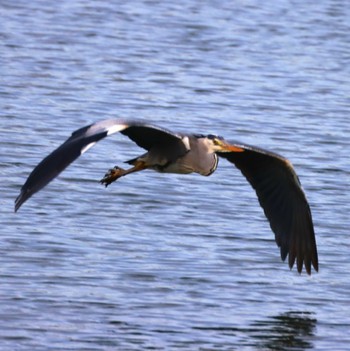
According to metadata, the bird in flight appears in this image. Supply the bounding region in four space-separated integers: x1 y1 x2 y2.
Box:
15 119 318 274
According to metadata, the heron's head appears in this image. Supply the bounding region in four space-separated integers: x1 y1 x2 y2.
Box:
206 134 244 153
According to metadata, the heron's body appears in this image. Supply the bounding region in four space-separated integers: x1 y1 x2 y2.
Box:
127 135 218 176
15 119 318 275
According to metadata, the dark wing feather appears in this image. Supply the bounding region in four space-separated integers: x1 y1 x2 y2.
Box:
217 144 318 274
15 119 185 212
15 119 127 211
120 123 184 150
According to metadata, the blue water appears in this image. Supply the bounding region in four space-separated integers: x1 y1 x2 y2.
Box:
1 0 350 350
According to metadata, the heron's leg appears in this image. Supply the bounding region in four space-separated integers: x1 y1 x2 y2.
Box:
100 160 147 187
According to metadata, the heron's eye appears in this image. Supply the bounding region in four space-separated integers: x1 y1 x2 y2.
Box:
207 134 223 145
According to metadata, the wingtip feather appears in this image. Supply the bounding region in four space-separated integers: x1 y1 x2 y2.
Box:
14 190 27 213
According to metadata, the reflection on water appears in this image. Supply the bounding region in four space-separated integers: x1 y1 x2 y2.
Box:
250 311 317 351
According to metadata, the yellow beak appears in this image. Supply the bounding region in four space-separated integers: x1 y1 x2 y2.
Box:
220 141 244 153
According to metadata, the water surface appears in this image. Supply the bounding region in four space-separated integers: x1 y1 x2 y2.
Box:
1 0 350 350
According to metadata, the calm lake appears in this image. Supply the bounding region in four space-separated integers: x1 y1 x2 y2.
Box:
1 0 350 350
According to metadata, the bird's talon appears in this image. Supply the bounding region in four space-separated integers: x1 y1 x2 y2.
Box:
100 166 124 186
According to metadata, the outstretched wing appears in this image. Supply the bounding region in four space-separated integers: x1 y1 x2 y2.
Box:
120 123 183 150
15 119 184 212
217 144 318 274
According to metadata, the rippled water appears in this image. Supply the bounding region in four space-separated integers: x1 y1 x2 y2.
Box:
1 0 350 350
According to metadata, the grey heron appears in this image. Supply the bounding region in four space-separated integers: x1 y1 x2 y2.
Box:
15 119 318 274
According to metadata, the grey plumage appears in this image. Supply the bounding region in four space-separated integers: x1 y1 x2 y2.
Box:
15 119 318 274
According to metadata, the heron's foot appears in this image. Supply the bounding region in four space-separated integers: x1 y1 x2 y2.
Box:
100 166 125 187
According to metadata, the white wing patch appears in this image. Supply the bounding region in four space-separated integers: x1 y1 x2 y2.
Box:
182 136 191 150
80 120 129 154
81 142 97 155
83 119 129 138
106 123 128 136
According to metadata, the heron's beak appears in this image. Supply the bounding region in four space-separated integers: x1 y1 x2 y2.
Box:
220 141 244 153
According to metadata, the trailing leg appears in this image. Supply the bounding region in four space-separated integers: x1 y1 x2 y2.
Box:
100 161 147 187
